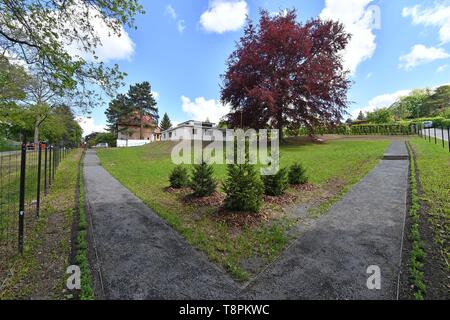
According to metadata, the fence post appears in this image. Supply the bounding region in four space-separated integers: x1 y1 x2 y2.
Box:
49 146 52 187
44 146 48 195
18 138 26 254
442 126 445 149
52 146 55 181
434 127 437 144
36 142 42 217
448 127 450 152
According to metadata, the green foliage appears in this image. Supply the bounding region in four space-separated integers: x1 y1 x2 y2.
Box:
223 161 264 213
94 132 117 147
288 163 308 185
0 1 144 107
160 113 172 131
0 55 29 102
350 123 411 135
390 89 429 119
190 162 217 197
366 108 393 124
263 167 289 196
169 165 189 188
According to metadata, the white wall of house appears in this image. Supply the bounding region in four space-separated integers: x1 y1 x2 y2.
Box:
160 126 234 142
117 139 151 147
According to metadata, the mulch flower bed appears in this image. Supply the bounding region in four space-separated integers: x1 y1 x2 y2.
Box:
183 192 225 207
291 183 316 192
212 208 270 229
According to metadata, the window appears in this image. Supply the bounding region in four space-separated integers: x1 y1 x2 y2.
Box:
193 128 197 135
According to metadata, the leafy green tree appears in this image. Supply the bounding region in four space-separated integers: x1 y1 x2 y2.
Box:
223 160 264 213
190 162 216 197
160 113 172 131
0 1 144 110
0 55 29 102
366 108 393 124
389 89 430 119
425 85 450 115
94 132 116 147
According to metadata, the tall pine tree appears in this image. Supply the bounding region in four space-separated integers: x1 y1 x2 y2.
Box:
160 112 172 131
127 82 158 139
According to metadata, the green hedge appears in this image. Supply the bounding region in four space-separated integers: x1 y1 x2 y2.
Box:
350 123 412 135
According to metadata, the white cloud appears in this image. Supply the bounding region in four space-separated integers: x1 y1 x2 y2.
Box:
76 117 107 136
399 44 450 70
320 0 378 75
152 91 160 100
177 20 186 33
351 89 412 119
181 96 231 123
403 3 450 44
65 15 135 62
437 64 449 73
165 4 186 34
165 5 177 19
200 0 248 34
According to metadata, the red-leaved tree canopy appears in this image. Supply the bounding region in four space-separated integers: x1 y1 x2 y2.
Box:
221 9 352 138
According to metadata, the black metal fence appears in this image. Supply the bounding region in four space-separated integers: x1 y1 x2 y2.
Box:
0 143 70 260
413 124 450 152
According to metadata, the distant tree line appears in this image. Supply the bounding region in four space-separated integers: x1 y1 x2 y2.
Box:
358 85 450 124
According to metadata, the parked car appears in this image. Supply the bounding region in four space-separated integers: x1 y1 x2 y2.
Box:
423 121 433 128
95 143 109 148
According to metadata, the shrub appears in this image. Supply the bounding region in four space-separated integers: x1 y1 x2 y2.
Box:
223 162 264 213
288 163 308 185
263 167 289 196
190 161 216 197
169 165 189 188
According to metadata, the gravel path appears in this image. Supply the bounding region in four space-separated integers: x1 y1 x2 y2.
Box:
84 141 409 300
241 142 409 299
84 150 238 299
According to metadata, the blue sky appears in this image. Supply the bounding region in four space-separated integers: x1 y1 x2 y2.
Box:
77 0 450 135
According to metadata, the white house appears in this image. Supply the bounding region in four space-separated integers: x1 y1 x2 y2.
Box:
160 120 234 141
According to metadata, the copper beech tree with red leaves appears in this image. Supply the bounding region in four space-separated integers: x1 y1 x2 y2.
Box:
221 9 352 139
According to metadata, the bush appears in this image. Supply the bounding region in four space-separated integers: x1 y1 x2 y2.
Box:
263 167 289 196
288 163 308 185
169 165 189 188
223 162 264 213
190 161 216 197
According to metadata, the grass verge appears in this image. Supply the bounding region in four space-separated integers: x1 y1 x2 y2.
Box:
406 142 426 300
67 151 94 300
409 138 449 267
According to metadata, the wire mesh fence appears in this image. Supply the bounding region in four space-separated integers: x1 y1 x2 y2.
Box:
0 143 70 263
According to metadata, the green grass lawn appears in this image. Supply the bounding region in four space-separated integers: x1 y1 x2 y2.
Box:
97 139 389 280
410 138 450 268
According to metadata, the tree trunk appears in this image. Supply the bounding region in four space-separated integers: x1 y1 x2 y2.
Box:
139 110 143 140
34 117 40 145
